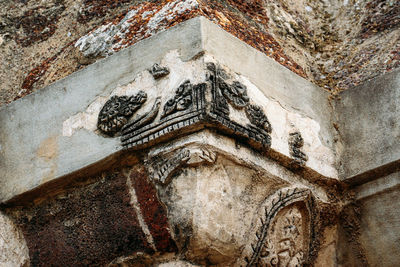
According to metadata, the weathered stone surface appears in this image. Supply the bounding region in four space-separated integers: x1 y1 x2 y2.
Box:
5 165 179 266
0 17 205 203
0 212 29 266
2 0 399 106
340 171 400 267
143 132 339 265
0 17 337 204
6 170 152 266
358 187 400 267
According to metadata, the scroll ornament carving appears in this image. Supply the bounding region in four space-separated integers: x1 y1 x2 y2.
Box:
207 63 272 135
161 80 193 119
244 187 312 267
288 131 308 166
149 63 170 79
97 91 147 136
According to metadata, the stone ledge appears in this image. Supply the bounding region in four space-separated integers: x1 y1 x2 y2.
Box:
335 68 400 182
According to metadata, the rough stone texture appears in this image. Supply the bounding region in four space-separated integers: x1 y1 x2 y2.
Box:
0 212 30 266
144 132 341 265
335 68 400 181
1 0 399 106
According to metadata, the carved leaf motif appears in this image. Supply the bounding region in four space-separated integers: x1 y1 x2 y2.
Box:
97 91 147 136
221 81 250 108
161 80 193 118
245 104 272 133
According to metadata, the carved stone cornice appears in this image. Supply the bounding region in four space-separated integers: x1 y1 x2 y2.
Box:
98 63 272 153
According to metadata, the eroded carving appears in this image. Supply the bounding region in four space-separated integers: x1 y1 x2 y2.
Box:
148 147 217 184
161 80 193 119
96 63 272 152
245 104 272 134
149 63 170 79
207 63 230 117
97 91 147 136
244 187 312 267
221 81 250 109
150 149 191 184
289 131 308 166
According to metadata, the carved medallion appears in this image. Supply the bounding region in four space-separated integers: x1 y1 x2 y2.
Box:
97 91 147 136
243 187 313 267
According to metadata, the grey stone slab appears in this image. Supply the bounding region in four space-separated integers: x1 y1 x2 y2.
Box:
335 69 400 181
357 179 400 267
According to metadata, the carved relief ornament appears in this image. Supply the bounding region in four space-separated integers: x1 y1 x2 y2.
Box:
97 63 273 153
243 187 314 267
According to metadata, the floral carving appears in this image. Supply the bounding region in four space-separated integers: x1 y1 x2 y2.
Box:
221 81 250 108
161 80 193 119
245 104 272 133
97 91 147 136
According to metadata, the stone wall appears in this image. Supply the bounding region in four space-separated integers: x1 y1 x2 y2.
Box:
0 2 399 266
1 0 399 105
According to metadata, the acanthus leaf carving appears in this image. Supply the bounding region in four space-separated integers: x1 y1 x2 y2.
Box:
98 62 272 153
221 80 250 109
207 63 230 117
97 91 147 136
122 97 161 134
